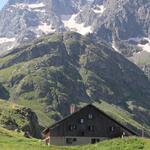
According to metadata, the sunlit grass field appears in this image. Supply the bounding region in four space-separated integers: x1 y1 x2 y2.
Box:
0 126 150 150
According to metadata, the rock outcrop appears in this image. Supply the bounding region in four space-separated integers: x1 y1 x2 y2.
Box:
0 100 42 138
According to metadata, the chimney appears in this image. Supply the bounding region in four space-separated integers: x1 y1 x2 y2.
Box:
70 104 76 114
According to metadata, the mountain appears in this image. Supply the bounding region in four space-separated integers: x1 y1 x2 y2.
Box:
0 0 149 55
0 0 88 56
0 0 149 78
0 32 150 134
77 0 150 78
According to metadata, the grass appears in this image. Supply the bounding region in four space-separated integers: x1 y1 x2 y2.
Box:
0 63 23 82
79 137 150 150
0 126 50 150
17 98 56 127
94 101 143 130
0 99 21 109
0 126 150 150
0 54 16 63
0 99 28 128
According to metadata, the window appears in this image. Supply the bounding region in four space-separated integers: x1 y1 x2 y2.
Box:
73 125 77 129
81 131 85 136
91 138 100 144
66 138 72 144
80 118 84 124
66 138 77 144
109 126 115 132
88 125 95 132
88 113 93 119
68 125 73 131
68 125 77 131
73 138 77 142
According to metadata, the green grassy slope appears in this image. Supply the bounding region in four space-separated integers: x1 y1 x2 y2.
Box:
79 137 150 150
0 127 150 150
93 101 144 133
0 127 50 150
0 99 41 138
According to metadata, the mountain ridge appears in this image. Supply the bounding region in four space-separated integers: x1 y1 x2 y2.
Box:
0 0 149 58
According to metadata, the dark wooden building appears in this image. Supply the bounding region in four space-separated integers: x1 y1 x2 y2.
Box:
42 104 137 146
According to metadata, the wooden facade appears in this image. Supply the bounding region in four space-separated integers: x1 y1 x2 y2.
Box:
42 104 137 146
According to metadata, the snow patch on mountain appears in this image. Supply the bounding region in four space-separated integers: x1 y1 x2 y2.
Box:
33 9 46 12
62 14 92 35
0 37 16 44
112 40 120 53
11 3 26 9
28 3 45 9
92 5 105 14
11 3 45 10
37 23 56 34
138 38 150 53
127 37 150 53
0 37 17 57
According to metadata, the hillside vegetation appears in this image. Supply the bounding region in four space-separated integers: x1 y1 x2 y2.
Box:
0 126 150 150
0 32 150 132
0 99 146 139
0 127 50 150
0 99 41 138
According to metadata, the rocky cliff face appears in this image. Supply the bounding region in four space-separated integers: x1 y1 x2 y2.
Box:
0 0 89 56
95 0 149 40
0 0 149 57
78 0 150 77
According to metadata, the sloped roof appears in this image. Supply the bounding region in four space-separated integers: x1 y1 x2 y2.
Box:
42 104 138 136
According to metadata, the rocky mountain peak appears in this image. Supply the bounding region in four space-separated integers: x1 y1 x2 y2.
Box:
0 0 149 73
93 0 105 5
7 0 41 5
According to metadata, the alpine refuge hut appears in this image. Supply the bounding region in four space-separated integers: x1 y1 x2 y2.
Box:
42 104 137 146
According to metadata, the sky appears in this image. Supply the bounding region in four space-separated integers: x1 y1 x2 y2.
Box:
0 0 8 10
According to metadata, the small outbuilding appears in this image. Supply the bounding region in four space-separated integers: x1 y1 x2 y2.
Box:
42 104 137 146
